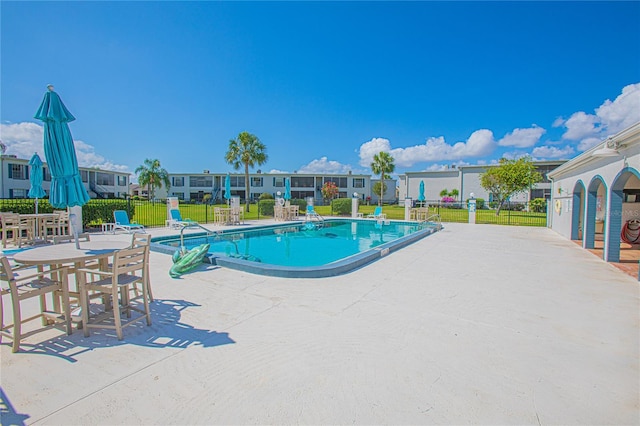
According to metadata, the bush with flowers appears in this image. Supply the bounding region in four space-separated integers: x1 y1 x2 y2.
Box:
321 181 339 202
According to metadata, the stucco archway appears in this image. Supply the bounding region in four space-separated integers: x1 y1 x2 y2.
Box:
584 176 607 250
606 167 640 262
571 180 586 241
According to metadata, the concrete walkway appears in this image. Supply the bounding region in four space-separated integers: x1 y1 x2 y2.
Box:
1 223 638 425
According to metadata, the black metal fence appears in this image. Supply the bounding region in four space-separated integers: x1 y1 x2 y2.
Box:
1 197 548 229
415 199 548 227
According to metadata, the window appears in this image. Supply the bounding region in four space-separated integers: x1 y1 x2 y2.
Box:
293 190 314 199
291 176 314 188
189 176 213 187
117 175 127 186
230 176 245 187
80 170 89 182
173 176 185 187
353 178 365 188
324 177 347 188
9 189 27 198
251 177 263 187
43 167 51 182
273 177 285 187
171 192 185 200
8 163 28 180
96 172 114 186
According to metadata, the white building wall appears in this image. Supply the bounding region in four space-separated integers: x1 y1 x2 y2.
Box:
549 149 640 239
156 173 374 204
0 155 130 199
400 171 461 202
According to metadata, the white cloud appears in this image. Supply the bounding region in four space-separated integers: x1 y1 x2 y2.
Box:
0 121 130 173
532 145 575 159
358 130 496 168
561 82 640 146
563 111 600 140
577 137 603 151
297 157 356 174
1 122 44 158
498 125 546 148
595 83 640 134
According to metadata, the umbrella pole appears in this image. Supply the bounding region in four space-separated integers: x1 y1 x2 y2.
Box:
34 198 39 239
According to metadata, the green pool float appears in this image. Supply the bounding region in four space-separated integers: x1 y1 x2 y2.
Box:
170 243 210 278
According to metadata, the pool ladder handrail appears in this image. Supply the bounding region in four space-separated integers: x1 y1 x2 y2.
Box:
305 211 325 229
178 223 221 249
421 214 441 225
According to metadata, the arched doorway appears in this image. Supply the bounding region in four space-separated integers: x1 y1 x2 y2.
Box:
571 180 586 241
584 176 607 250
606 167 640 262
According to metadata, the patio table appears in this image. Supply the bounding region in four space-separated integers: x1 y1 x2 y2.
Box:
13 240 130 316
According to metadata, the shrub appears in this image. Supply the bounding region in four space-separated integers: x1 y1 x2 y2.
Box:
259 199 275 216
530 198 547 213
441 196 455 204
331 198 352 215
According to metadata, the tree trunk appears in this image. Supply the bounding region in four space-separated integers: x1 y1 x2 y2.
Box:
244 163 250 212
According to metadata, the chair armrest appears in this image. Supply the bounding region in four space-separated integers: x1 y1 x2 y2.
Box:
76 268 113 278
13 265 69 283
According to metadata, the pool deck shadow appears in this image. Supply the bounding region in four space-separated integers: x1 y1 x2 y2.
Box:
1 222 638 425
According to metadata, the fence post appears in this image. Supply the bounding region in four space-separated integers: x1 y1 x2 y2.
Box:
468 197 477 224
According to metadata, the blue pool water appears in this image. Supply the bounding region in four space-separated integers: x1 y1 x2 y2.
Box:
152 219 441 278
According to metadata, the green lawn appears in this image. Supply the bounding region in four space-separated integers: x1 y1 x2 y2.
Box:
129 201 547 228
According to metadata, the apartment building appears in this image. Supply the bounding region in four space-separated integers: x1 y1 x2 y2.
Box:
0 154 130 199
154 171 393 204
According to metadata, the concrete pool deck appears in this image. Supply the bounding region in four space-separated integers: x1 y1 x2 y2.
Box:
1 222 638 425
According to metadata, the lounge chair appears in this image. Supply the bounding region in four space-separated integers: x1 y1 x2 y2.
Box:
366 206 386 220
113 210 145 234
306 205 322 219
168 209 198 229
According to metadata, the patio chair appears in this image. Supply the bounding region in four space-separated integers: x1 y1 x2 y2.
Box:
1 212 32 248
0 256 72 352
52 233 91 245
113 210 145 234
168 209 198 229
129 233 153 302
77 245 151 340
366 206 386 220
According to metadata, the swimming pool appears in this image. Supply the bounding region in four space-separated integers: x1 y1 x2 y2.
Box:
152 219 442 278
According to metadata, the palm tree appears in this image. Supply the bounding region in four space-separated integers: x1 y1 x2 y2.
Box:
135 158 170 201
370 152 395 207
450 189 459 200
225 132 268 212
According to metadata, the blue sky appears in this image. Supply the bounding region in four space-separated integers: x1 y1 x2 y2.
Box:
2 1 639 181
